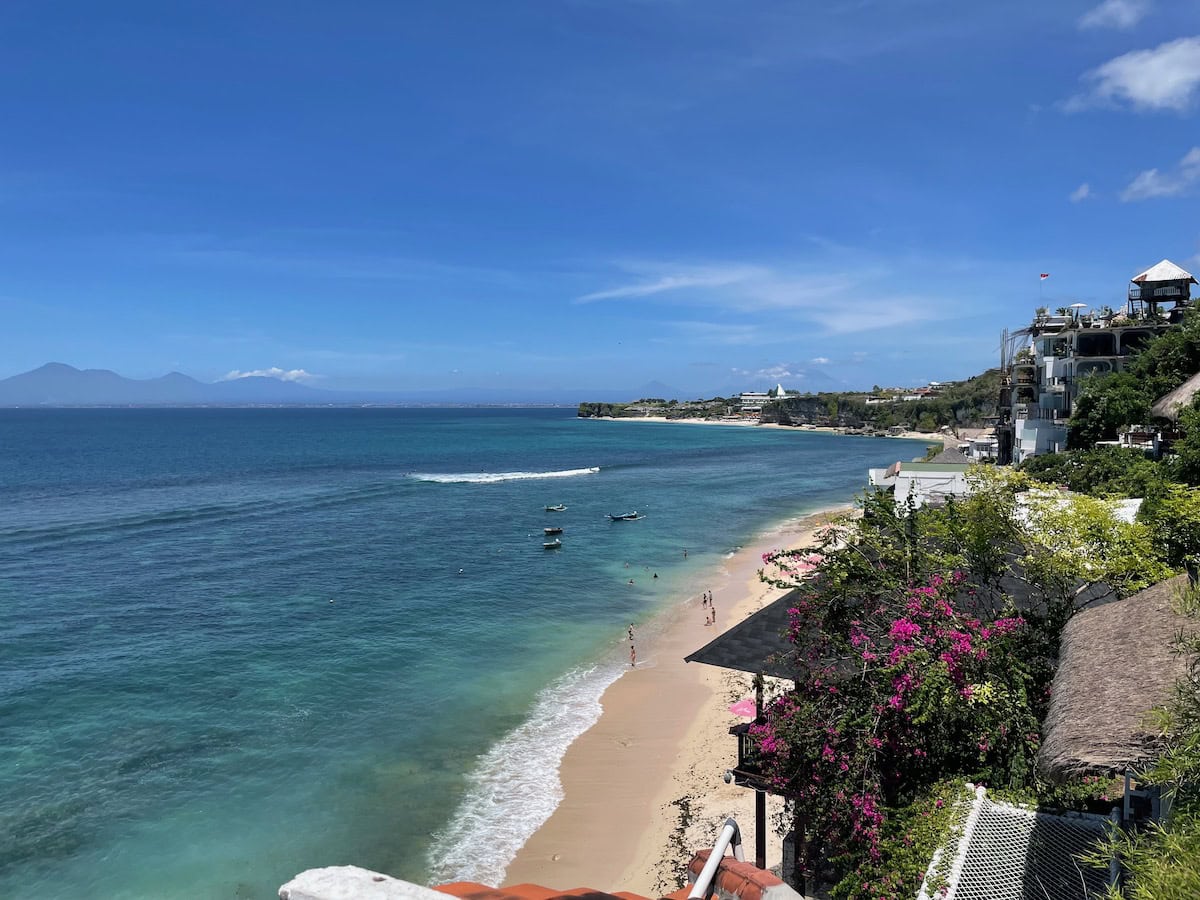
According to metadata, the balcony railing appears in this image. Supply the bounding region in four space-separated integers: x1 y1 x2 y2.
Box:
1130 285 1185 301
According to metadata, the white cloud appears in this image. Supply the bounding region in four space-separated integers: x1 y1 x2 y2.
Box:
1067 37 1200 112
1069 182 1094 202
730 364 804 381
580 257 940 337
576 266 764 302
1120 146 1200 200
578 261 862 313
1078 0 1151 30
810 356 831 365
758 364 797 380
220 367 319 383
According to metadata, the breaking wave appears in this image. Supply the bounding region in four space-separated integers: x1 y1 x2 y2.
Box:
424 661 624 886
408 467 600 484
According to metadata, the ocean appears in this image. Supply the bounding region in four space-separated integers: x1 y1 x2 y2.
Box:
0 408 922 899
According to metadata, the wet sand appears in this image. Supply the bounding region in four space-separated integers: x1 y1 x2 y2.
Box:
504 506 853 895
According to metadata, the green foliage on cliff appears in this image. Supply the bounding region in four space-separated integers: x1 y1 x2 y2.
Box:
767 369 1002 431
1019 446 1172 497
577 397 734 419
576 402 630 418
1068 307 1200 446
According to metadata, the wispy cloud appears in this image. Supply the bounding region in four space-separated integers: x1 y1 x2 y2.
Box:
662 320 768 345
816 297 932 335
220 367 319 383
1120 147 1200 200
1065 36 1200 112
1078 0 1152 30
1069 182 1094 202
810 356 831 364
580 258 940 336
578 261 859 312
576 265 763 302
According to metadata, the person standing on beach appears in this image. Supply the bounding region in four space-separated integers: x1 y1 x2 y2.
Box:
630 644 637 667
711 601 716 624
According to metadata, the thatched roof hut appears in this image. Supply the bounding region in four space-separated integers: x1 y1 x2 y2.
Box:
1151 371 1200 422
1039 574 1197 782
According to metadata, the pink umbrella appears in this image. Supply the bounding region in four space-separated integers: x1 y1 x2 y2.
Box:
728 698 757 717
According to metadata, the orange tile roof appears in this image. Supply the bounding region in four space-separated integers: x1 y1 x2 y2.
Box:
433 849 793 900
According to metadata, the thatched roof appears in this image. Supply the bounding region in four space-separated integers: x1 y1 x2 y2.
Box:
685 590 799 678
1131 259 1197 284
1151 371 1200 422
1039 574 1198 782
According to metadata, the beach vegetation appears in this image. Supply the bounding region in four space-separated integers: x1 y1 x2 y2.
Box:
753 468 1168 898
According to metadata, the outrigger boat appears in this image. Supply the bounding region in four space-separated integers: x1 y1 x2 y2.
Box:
543 538 562 549
543 526 564 535
606 511 642 521
544 504 567 512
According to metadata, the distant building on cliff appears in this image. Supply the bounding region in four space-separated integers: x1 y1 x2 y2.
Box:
997 259 1196 465
738 383 796 414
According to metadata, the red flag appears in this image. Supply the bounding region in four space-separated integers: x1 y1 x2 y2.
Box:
1040 273 1050 280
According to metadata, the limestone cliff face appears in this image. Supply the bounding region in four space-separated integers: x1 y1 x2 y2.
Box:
759 398 869 428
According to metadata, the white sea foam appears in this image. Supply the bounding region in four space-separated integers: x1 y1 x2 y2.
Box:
424 661 623 886
409 466 600 484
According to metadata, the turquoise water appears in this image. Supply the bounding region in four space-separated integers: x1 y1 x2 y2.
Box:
0 409 922 898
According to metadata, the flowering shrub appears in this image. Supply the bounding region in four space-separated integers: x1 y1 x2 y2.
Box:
750 572 1049 897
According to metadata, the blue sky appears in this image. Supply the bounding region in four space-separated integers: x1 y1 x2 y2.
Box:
3 0 1199 398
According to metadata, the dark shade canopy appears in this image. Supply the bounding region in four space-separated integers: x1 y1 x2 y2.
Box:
684 590 799 678
926 447 970 465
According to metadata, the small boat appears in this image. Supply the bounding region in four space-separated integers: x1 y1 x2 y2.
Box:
543 538 562 549
606 511 642 521
543 526 563 535
545 504 567 512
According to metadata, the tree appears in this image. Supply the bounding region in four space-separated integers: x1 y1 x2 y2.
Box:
1020 447 1171 498
1138 485 1200 569
1174 406 1200 486
1067 371 1151 448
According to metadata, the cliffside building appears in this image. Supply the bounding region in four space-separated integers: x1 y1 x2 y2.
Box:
738 383 795 414
998 259 1196 464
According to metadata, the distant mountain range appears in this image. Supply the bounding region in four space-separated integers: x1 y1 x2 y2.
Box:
0 363 644 407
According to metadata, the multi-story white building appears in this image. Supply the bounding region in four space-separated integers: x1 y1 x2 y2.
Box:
1000 259 1196 464
738 383 794 414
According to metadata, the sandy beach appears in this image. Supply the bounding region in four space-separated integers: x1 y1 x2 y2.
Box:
589 415 962 449
504 505 854 896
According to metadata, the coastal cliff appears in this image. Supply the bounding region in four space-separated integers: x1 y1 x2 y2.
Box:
578 370 1001 431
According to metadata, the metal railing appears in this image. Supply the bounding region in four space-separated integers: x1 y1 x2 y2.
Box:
688 818 745 899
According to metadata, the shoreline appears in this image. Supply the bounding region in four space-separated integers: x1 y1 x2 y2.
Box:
584 415 959 447
503 504 854 894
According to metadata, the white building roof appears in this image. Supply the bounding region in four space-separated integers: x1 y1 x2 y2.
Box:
1131 259 1197 285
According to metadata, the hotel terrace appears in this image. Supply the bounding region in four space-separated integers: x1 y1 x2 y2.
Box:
998 259 1197 465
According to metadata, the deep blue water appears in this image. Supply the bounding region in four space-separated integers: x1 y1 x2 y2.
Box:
0 409 921 898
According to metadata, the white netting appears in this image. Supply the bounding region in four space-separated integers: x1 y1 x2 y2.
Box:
918 786 1113 900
